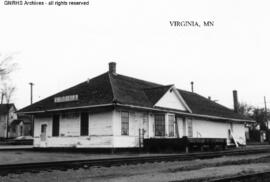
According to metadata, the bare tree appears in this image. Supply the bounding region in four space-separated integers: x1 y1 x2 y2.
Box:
0 54 17 80
238 102 254 118
0 54 18 104
1 84 16 104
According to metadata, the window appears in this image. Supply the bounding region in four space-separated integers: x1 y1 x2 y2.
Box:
121 111 129 135
168 115 175 137
80 112 89 136
41 124 47 141
142 113 148 137
52 115 60 137
41 124 47 134
187 119 193 137
155 114 165 136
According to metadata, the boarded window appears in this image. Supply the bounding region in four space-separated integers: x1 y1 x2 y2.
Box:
52 115 60 137
168 115 175 137
80 112 89 136
187 119 193 137
155 114 165 136
121 111 129 135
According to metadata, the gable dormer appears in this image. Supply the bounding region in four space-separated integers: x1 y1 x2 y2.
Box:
144 85 192 112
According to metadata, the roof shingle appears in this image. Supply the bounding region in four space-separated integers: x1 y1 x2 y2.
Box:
18 72 250 121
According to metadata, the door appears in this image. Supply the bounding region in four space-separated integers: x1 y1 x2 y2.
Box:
40 124 47 141
52 115 60 137
80 112 89 136
20 125 23 136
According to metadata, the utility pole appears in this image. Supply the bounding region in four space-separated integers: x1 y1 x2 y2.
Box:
264 96 268 129
29 82 34 137
29 82 34 104
6 104 9 138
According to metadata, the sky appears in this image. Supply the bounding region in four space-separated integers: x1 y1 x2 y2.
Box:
0 0 269 110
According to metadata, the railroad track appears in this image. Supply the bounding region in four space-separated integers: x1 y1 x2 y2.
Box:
1 148 270 176
208 170 270 182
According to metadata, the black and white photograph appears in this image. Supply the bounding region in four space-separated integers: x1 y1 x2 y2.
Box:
0 0 270 181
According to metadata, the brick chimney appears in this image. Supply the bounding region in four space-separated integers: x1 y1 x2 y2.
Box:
109 62 116 74
191 81 194 92
233 90 239 113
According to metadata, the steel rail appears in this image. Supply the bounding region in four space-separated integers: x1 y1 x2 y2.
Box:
0 148 270 176
208 171 270 182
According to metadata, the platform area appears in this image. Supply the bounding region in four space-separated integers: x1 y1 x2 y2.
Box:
0 145 33 150
0 144 269 165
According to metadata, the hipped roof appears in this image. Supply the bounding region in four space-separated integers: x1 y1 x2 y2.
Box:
18 72 251 122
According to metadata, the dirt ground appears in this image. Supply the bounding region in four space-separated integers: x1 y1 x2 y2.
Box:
0 150 188 165
1 144 270 165
1 153 270 182
0 144 270 165
0 151 124 164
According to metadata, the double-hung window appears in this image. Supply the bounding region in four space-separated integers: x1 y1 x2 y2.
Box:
154 114 165 136
187 119 193 137
168 115 175 137
121 111 129 135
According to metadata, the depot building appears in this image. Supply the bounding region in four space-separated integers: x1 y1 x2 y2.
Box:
18 62 253 148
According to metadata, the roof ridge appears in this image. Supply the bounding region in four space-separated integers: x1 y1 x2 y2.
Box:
18 72 110 112
177 89 248 119
193 92 234 112
107 72 117 103
116 73 162 88
176 88 233 111
143 84 173 90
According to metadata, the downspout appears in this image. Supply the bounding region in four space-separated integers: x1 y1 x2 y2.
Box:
6 106 9 138
1 93 4 104
175 116 180 138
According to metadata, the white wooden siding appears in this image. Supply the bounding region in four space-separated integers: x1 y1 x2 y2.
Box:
33 109 247 148
34 116 53 137
33 111 114 148
89 112 113 136
193 119 229 138
192 119 246 145
34 136 113 148
60 114 80 136
232 123 246 144
112 110 148 147
176 117 184 137
155 89 186 111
